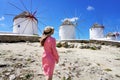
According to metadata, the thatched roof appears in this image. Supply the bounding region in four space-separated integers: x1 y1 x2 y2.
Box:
91 23 104 28
13 11 38 22
61 20 75 26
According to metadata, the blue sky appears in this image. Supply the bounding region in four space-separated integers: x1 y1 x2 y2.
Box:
0 0 120 39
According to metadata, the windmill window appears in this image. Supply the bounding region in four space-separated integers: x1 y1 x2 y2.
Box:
18 25 20 28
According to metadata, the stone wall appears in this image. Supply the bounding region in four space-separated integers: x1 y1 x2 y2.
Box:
60 39 120 47
0 35 120 47
0 35 40 43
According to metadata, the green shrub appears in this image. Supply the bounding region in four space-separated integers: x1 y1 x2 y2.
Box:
25 73 33 79
104 68 112 72
90 46 97 50
56 42 62 48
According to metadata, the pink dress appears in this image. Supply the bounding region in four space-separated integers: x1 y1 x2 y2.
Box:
42 36 59 76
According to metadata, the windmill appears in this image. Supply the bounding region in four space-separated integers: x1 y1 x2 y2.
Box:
106 32 116 40
59 9 85 40
59 17 85 40
106 25 120 41
59 18 76 40
89 23 104 40
59 8 86 40
5 0 46 36
12 11 37 35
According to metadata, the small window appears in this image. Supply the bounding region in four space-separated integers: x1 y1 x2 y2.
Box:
18 25 20 28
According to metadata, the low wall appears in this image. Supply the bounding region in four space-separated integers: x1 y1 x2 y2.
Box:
0 35 120 47
0 35 40 43
60 39 120 47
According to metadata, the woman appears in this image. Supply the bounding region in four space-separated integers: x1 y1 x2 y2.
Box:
39 26 59 80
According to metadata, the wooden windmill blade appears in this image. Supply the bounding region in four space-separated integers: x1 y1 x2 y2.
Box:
73 10 86 39
38 20 48 27
75 27 81 39
32 14 48 34
10 18 28 29
8 2 24 12
21 19 31 34
38 20 50 34
7 1 28 30
30 0 33 14
3 16 28 30
115 25 120 32
5 0 30 29
20 0 29 12
30 18 38 35
74 18 86 39
75 26 86 39
36 16 48 20
5 0 49 36
4 14 17 16
33 20 42 34
31 19 34 34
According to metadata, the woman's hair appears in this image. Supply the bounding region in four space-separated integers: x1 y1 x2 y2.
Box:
40 35 48 46
43 30 52 35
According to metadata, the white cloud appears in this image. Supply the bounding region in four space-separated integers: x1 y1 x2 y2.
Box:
87 6 95 11
0 16 5 21
62 17 79 22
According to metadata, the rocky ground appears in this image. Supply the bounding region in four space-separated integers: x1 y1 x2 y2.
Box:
0 42 120 80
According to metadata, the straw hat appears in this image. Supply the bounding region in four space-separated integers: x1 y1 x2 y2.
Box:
39 26 54 46
43 26 54 36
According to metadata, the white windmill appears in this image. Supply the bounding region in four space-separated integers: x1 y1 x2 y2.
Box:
105 25 120 41
6 0 45 36
106 32 120 41
59 16 82 40
13 11 38 35
89 23 104 40
59 19 76 40
106 32 117 40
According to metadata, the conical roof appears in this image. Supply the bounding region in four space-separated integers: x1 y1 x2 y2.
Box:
61 20 75 26
91 23 104 28
13 11 38 21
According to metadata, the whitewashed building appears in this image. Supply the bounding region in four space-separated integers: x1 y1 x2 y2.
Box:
89 23 104 39
106 32 120 41
13 11 38 35
106 33 116 40
59 20 76 40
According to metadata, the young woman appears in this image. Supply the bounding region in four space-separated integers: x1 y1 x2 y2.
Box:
39 27 59 80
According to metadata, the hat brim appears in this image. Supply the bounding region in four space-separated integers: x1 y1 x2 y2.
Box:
43 28 54 36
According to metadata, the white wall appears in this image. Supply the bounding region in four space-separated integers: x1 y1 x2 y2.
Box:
90 28 104 39
59 25 76 40
106 36 116 40
13 18 38 35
